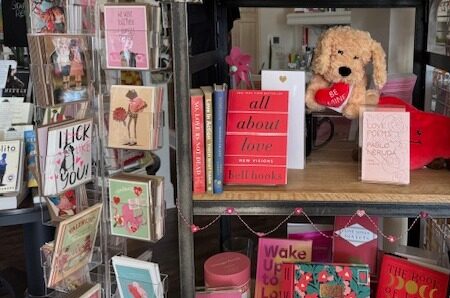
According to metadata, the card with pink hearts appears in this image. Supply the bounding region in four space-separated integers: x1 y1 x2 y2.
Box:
108 173 153 241
41 118 93 196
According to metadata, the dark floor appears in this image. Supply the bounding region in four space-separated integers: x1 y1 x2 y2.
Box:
0 207 333 297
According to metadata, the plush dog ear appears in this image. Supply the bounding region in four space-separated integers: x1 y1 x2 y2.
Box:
312 28 335 75
371 40 387 89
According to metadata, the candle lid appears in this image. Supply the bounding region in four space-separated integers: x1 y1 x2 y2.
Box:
204 252 250 287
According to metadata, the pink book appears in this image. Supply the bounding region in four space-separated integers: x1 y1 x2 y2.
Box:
224 90 289 185
255 238 312 298
104 5 150 70
361 110 410 184
190 89 206 193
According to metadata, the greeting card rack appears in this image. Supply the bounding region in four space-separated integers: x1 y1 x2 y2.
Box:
92 1 171 297
169 0 450 297
25 0 110 296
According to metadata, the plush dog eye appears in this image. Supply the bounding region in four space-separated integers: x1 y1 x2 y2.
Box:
338 50 344 55
353 56 359 59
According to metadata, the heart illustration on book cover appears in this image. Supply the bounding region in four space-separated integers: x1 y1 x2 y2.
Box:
315 82 350 107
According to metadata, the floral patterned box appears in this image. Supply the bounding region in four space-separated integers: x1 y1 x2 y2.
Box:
281 262 370 298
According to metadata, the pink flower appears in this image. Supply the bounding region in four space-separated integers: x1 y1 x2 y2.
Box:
343 280 351 295
113 107 127 122
305 294 318 298
318 270 329 282
225 47 252 87
345 292 356 298
338 266 353 281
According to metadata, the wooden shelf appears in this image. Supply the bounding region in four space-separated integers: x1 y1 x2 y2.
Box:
193 141 450 216
287 11 351 25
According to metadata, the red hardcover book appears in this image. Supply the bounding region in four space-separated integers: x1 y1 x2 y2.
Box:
224 90 289 185
190 89 206 193
377 254 449 298
333 216 379 275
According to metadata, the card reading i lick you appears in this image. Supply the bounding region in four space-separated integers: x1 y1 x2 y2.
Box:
43 35 91 105
29 0 67 33
109 175 152 241
108 85 159 150
43 118 92 196
104 5 150 70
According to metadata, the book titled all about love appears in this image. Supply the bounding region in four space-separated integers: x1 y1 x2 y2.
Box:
224 90 289 185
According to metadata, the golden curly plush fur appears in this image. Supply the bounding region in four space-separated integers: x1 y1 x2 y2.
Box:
305 26 387 119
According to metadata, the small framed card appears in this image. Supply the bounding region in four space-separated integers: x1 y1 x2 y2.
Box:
104 5 150 70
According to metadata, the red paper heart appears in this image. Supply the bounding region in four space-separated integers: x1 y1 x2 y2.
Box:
134 186 143 196
315 82 350 107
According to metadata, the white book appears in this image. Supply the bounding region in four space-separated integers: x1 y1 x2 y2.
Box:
262 70 306 169
0 140 23 194
0 183 28 210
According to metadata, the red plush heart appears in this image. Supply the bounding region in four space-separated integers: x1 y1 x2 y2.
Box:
133 186 143 196
315 82 350 107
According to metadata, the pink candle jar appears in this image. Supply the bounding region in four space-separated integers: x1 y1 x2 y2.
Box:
204 252 251 298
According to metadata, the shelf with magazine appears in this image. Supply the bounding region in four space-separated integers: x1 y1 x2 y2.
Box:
93 1 172 297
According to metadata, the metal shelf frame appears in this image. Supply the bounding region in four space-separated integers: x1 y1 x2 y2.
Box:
170 0 449 297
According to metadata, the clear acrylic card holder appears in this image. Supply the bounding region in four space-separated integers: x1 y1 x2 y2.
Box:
41 245 102 292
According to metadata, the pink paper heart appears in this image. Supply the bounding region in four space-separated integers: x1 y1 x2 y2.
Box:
356 209 366 217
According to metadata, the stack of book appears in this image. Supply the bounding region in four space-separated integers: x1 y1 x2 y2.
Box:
190 86 291 194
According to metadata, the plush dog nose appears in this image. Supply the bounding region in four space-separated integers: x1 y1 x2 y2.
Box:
339 66 352 77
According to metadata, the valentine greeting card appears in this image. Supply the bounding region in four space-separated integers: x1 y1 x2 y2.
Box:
104 5 150 70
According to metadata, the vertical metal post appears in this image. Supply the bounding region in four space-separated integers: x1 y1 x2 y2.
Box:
413 0 428 110
171 2 196 297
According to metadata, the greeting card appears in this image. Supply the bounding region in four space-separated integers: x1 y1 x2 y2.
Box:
47 203 102 288
104 5 150 70
112 255 162 298
42 118 93 196
29 0 67 33
108 85 162 150
43 35 91 105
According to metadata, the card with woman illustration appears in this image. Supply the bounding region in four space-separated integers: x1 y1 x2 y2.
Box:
108 85 162 150
43 34 91 105
29 0 67 33
104 4 150 70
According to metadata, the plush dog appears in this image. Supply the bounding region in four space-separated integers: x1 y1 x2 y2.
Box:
305 26 387 119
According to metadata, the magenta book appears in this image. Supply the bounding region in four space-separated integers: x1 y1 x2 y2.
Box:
287 223 334 262
255 237 312 298
104 5 149 70
224 90 289 185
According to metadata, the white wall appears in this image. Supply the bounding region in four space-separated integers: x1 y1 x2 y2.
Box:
351 8 415 74
258 8 296 70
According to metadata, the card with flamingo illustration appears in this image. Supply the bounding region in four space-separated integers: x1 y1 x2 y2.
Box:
112 255 161 298
109 174 152 241
108 85 162 150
